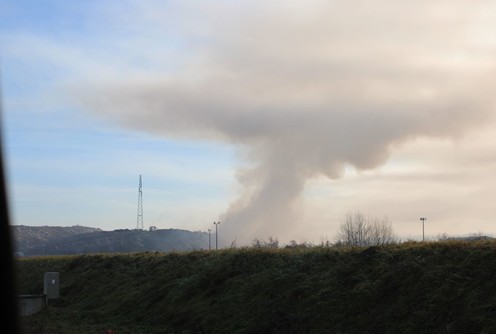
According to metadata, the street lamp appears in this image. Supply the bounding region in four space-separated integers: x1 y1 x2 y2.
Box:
213 222 220 250
207 229 211 251
420 217 427 241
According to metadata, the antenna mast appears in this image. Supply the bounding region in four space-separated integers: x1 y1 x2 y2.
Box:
137 175 144 230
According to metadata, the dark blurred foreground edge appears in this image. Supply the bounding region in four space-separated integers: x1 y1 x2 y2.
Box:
0 70 22 333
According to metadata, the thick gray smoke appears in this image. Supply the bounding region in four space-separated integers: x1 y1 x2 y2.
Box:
78 1 496 243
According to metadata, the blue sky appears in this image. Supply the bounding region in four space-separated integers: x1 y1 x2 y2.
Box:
3 1 496 244
1 0 235 233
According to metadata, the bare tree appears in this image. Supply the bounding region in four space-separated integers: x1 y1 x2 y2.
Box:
336 211 397 246
337 211 369 246
369 216 397 245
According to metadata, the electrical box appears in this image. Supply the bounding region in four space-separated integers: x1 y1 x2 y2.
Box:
44 272 60 299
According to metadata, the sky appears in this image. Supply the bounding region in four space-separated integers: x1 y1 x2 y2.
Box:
2 0 496 246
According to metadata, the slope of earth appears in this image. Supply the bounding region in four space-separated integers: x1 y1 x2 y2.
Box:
16 240 496 334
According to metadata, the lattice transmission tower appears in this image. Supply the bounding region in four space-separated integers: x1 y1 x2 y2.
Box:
136 175 144 230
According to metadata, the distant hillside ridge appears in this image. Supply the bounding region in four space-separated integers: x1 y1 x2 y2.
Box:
12 225 101 254
12 225 209 255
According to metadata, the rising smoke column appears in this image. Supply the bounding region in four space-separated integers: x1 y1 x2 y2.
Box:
77 1 496 243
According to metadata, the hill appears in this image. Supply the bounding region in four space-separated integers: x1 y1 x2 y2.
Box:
12 225 101 254
16 240 496 333
12 226 208 256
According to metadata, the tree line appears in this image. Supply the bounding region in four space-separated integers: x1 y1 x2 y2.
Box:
251 211 398 249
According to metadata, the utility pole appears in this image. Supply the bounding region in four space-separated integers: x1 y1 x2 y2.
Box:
208 229 211 251
137 175 143 230
420 217 426 241
214 222 220 250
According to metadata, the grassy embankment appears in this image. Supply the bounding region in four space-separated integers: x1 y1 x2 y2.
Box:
16 240 496 333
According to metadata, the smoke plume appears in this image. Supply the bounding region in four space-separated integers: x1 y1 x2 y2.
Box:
78 1 496 243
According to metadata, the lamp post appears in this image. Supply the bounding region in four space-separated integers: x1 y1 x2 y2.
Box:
207 229 211 251
420 217 427 241
213 222 220 250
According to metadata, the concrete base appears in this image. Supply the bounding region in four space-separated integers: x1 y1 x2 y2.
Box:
18 295 46 316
